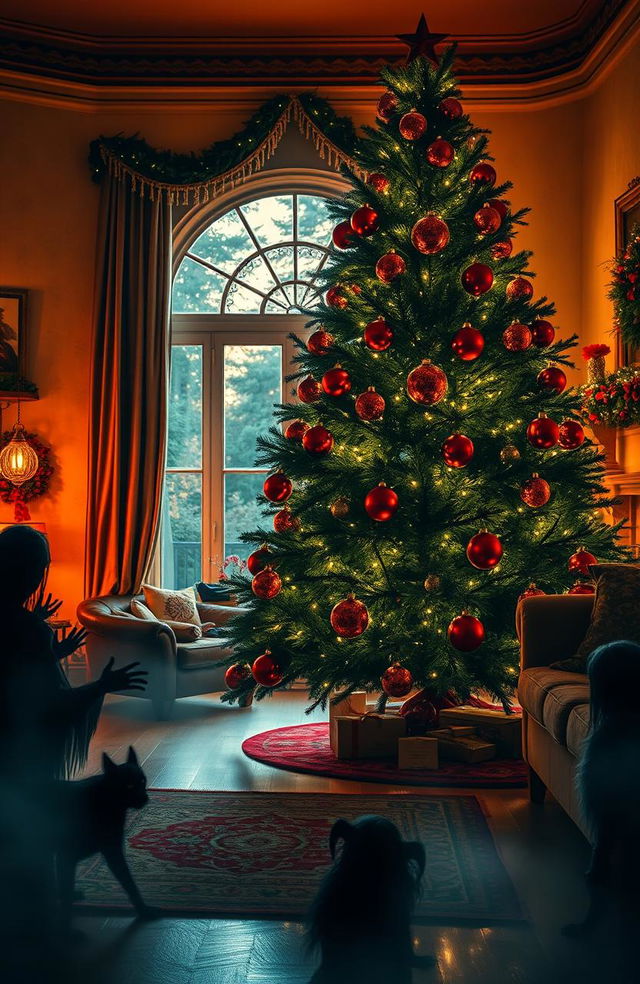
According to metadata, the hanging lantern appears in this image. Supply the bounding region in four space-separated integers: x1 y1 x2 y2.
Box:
0 407 39 486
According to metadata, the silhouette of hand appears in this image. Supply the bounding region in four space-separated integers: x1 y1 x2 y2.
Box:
100 658 148 694
53 626 87 662
33 593 63 621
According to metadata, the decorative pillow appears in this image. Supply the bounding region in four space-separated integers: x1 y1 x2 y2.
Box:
550 563 640 672
196 581 238 605
130 598 202 642
130 598 156 620
141 584 201 627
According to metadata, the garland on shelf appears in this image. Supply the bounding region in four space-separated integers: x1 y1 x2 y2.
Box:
609 226 640 346
0 430 53 521
89 94 366 204
581 365 640 428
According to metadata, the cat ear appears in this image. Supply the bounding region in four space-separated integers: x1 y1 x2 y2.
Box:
127 746 139 766
102 752 116 774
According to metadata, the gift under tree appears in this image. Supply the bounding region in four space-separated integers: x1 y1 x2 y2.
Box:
221 35 623 712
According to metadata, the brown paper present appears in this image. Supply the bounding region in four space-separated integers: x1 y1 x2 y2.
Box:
438 706 522 758
398 737 439 770
426 727 496 763
333 714 406 760
329 692 369 753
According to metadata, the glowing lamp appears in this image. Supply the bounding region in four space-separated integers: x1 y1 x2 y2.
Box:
0 414 38 486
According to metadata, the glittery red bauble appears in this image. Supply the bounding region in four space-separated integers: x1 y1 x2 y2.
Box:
273 507 300 533
487 198 509 220
364 482 398 522
439 96 463 119
469 162 496 186
381 662 414 698
351 204 380 237
466 531 503 570
568 548 597 575
518 583 545 602
558 419 585 449
224 662 252 690
355 388 385 420
284 419 309 442
399 111 427 140
426 137 454 168
568 581 595 595
406 360 448 405
448 613 485 652
530 320 555 347
297 375 322 403
252 651 284 687
520 474 551 508
364 318 394 351
332 221 355 250
307 329 334 355
247 546 271 574
326 285 349 309
538 366 567 394
302 424 334 455
411 214 450 255
251 567 282 599
506 277 533 301
330 595 369 638
376 252 406 283
451 323 484 360
322 366 352 396
526 414 559 449
503 322 532 351
491 239 513 260
473 205 501 235
461 263 494 297
263 471 292 502
442 433 474 467
376 91 398 122
367 172 390 192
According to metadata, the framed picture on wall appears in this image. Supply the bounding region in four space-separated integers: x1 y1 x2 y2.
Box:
0 287 27 378
615 177 640 367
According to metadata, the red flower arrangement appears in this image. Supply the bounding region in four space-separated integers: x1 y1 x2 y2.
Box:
0 430 54 521
582 344 611 360
581 369 640 428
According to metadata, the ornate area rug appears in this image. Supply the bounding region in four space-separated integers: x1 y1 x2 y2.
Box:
242 723 527 788
75 790 522 922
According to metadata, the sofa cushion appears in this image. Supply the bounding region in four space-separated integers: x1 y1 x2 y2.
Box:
566 703 590 758
518 667 588 724
542 682 591 745
142 583 201 627
177 638 230 670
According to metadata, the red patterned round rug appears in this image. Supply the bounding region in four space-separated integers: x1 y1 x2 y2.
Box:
242 723 527 788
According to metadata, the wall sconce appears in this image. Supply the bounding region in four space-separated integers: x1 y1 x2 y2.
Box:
0 403 39 485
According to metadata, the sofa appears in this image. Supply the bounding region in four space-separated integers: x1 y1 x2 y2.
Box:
78 593 244 719
517 593 595 837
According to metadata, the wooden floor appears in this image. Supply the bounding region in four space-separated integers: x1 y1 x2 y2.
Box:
53 689 623 984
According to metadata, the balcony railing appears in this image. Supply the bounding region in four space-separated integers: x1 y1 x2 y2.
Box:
170 540 247 588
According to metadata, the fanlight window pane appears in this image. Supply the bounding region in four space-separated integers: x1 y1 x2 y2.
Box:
162 473 202 589
225 283 261 314
189 212 254 274
224 344 282 468
224 473 268 558
167 345 202 469
240 195 293 246
172 257 225 313
298 195 334 244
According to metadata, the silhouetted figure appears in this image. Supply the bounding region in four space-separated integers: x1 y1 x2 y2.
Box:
307 815 433 984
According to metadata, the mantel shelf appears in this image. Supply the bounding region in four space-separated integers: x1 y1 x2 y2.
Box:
0 391 38 404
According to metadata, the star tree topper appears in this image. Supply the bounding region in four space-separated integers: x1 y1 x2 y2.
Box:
397 13 449 64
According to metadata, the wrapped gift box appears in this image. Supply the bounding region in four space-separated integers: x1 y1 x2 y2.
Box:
427 727 496 763
329 692 369 753
398 737 439 770
334 714 407 760
438 706 522 759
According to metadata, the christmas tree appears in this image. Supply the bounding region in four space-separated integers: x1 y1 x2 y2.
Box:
221 42 623 711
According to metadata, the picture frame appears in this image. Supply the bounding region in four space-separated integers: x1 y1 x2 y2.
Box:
0 287 28 379
615 177 640 367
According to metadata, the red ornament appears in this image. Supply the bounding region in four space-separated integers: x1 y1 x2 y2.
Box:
284 419 309 442
473 205 501 235
519 583 545 602
381 663 414 698
461 263 493 297
491 239 513 261
568 581 595 595
520 474 551 508
322 365 352 397
332 221 356 250
411 214 450 255
451 323 484 361
538 366 567 394
355 387 385 421
531 320 556 347
503 322 532 351
466 530 503 570
224 662 252 690
247 546 271 575
273 507 300 533
351 204 380 237
376 91 398 122
527 413 559 449
364 317 394 351
251 567 282 600
558 419 585 449
448 613 485 652
568 548 597 575
426 137 454 168
487 198 509 221
376 252 406 283
442 433 474 468
367 172 390 193
307 329 334 355
326 285 349 309
330 595 369 638
364 482 398 522
297 375 322 403
439 96 463 119
506 277 533 302
302 424 334 455
263 471 292 503
469 162 496 186
399 111 427 140
252 651 284 687
406 360 448 405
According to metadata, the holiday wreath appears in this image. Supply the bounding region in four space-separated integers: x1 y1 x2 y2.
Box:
0 430 54 521
609 226 640 346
